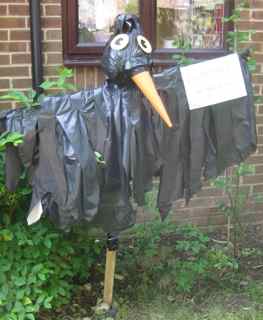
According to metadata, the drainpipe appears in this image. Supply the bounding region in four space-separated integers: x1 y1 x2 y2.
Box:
29 0 43 94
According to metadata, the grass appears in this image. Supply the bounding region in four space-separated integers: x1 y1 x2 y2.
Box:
116 284 263 320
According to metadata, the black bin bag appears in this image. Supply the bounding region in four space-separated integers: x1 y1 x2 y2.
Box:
0 14 257 232
150 55 257 217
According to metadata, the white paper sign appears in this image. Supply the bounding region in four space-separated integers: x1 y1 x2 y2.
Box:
27 201 43 225
180 53 247 110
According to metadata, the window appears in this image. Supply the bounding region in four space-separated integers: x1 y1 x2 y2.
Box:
62 0 234 66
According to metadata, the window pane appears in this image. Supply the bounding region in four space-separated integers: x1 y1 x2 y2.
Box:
78 0 139 44
157 0 225 49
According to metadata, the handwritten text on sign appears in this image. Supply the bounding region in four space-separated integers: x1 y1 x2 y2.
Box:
180 53 247 110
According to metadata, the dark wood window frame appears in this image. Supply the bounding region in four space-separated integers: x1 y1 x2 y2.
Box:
62 0 234 67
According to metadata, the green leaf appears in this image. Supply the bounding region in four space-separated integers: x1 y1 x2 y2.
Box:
0 131 24 152
38 273 46 281
14 277 26 287
0 229 14 241
43 297 53 309
25 314 35 320
22 297 32 306
44 238 52 249
39 80 57 91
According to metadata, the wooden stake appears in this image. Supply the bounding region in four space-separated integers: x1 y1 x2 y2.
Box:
103 248 117 306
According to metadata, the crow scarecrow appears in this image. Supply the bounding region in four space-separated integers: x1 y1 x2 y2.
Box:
0 14 257 232
0 13 257 311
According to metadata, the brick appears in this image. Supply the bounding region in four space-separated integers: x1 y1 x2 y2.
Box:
46 53 62 64
258 126 263 136
243 174 263 184
0 5 7 15
10 30 30 41
0 54 9 65
187 197 225 208
12 78 32 89
42 17 61 28
0 17 25 28
45 5 61 16
195 187 223 198
239 42 262 52
12 53 31 64
43 65 59 76
252 1 263 9
0 78 10 89
247 155 263 164
0 42 27 52
43 41 62 52
253 11 263 20
0 101 12 110
253 75 263 83
256 116 263 125
254 185 263 193
42 0 60 3
252 32 263 42
0 30 8 41
253 54 263 63
46 29 61 40
9 4 29 16
0 0 26 2
237 21 251 30
255 165 263 174
240 10 250 19
251 21 263 30
258 135 263 144
0 66 29 77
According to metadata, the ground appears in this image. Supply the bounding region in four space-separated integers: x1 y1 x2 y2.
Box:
39 223 263 320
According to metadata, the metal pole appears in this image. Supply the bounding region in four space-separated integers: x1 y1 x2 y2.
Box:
29 0 43 94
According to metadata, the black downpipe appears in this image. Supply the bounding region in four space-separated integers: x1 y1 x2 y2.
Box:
29 0 43 94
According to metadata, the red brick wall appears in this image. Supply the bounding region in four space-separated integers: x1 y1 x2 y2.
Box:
0 0 262 228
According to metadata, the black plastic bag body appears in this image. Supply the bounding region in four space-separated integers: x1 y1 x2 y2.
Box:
0 51 257 231
151 55 257 217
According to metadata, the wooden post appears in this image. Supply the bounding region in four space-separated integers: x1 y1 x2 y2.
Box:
103 248 117 306
103 233 118 307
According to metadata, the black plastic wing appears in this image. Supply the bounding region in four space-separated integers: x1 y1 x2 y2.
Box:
150 55 257 219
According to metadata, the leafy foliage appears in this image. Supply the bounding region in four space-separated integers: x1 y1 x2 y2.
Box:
172 40 194 66
0 67 76 109
211 163 256 257
0 128 102 320
118 220 238 297
0 89 38 109
0 132 24 152
224 1 257 72
0 221 103 320
0 153 31 224
39 67 76 93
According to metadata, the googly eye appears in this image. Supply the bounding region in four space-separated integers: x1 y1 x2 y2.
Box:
110 34 129 51
137 35 152 54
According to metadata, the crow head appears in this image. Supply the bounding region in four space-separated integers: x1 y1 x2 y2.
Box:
101 14 172 128
102 14 152 83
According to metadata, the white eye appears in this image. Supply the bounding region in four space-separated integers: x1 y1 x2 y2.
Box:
137 35 152 54
110 34 129 50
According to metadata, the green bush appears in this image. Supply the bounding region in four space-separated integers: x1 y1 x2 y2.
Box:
118 220 239 296
0 152 103 320
0 220 103 320
0 153 31 225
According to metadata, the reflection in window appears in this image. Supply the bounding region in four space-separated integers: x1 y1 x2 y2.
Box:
78 0 139 44
157 0 225 49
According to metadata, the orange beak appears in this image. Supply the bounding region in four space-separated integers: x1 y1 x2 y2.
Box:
131 71 173 128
